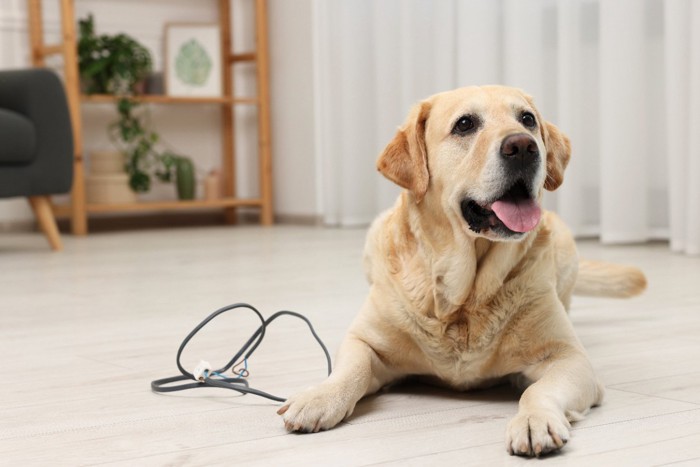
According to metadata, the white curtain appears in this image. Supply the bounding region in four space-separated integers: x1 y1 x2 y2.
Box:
313 0 700 255
664 0 700 255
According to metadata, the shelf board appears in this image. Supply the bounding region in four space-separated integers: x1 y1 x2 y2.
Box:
53 198 262 216
87 198 263 213
80 94 258 105
231 52 257 63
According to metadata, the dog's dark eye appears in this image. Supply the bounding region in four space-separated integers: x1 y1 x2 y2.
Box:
521 112 537 129
453 115 477 135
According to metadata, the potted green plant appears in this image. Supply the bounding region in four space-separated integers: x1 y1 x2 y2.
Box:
78 15 196 199
78 15 152 94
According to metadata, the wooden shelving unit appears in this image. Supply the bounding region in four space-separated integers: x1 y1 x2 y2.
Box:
26 0 274 235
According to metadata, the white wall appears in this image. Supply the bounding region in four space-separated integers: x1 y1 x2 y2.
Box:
268 0 318 218
0 0 319 226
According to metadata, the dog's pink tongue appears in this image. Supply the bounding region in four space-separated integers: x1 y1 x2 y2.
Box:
491 198 541 233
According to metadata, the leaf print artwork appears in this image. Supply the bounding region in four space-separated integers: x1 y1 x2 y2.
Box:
175 39 212 86
166 25 222 97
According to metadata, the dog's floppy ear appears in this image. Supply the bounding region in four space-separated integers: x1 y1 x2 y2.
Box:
377 101 432 203
542 121 571 191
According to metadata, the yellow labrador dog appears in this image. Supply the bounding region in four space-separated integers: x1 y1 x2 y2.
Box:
277 86 646 456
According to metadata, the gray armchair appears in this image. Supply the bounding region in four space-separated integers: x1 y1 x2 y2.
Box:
0 68 74 250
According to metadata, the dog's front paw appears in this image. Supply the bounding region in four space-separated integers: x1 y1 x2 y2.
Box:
506 410 571 457
277 384 353 433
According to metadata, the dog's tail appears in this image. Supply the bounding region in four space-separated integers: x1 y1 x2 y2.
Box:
574 260 647 298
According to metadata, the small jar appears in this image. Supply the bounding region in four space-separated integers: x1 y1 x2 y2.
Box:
204 169 222 200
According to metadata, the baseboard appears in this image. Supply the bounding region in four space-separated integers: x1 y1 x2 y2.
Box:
49 211 323 233
0 219 36 233
273 213 323 226
4 211 329 233
233 207 322 226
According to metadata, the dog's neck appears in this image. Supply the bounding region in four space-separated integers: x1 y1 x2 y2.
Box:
401 191 539 320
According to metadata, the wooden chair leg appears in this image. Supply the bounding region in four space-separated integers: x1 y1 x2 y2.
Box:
28 196 63 251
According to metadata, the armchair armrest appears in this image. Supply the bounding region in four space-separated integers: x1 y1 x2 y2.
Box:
0 68 74 197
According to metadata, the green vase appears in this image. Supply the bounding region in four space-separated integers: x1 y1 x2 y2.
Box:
176 157 196 200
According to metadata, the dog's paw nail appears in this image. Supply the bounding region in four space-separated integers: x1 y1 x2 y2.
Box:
277 405 289 415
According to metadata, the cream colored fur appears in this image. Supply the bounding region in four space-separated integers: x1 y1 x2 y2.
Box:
277 86 646 457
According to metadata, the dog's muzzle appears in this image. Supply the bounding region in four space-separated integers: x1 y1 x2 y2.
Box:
460 134 542 238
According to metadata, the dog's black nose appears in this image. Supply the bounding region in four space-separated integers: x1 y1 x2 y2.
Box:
500 134 539 166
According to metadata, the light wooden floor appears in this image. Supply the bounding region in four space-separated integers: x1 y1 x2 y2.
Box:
1 226 699 466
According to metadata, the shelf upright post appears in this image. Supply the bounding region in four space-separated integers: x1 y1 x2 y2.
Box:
59 0 88 234
255 0 273 225
27 0 45 66
27 0 87 234
219 0 237 224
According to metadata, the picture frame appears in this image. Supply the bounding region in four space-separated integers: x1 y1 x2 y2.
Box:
164 23 222 97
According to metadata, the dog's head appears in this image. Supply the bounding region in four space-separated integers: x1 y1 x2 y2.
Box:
377 86 570 241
